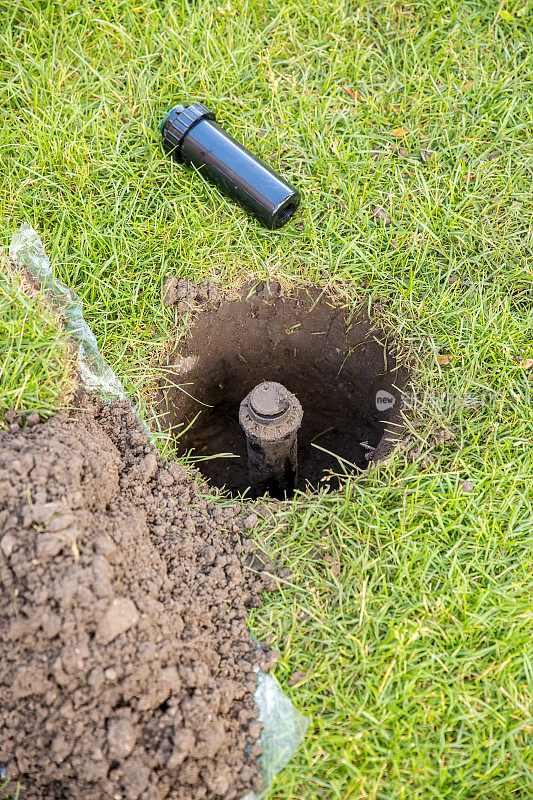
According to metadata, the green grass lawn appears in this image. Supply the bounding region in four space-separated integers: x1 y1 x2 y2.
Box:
1 0 533 797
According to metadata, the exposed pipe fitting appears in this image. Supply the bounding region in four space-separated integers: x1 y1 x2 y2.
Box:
239 382 303 499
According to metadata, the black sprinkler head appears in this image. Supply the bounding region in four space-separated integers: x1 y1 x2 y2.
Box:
161 102 301 230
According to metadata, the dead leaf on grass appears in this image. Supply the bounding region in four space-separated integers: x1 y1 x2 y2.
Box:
343 86 364 101
520 358 533 369
391 126 409 138
437 355 451 365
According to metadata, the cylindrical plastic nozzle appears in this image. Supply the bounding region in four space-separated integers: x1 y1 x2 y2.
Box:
161 103 300 230
239 382 303 499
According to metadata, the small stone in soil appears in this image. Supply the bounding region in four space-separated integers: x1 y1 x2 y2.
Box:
244 514 259 530
96 597 139 645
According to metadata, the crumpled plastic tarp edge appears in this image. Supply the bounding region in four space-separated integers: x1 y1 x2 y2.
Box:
9 223 128 402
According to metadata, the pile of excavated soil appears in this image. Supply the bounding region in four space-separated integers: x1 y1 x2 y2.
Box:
0 395 279 800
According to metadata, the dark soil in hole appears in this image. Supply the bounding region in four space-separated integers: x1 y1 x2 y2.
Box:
0 395 278 800
158 284 409 497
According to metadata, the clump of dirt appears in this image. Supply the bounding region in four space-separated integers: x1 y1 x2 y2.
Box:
0 395 278 800
162 277 223 310
158 282 410 496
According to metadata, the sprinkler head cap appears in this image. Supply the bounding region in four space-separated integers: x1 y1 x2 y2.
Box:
161 102 215 160
249 382 290 422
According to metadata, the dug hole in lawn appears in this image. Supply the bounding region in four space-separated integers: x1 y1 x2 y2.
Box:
158 282 409 496
2 226 307 800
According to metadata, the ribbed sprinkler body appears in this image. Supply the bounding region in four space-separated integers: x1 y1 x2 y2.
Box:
239 382 303 499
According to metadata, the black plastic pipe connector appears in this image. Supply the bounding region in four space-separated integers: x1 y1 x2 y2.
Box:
161 103 300 230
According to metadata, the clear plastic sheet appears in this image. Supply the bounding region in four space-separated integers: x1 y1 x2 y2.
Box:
242 670 308 799
9 223 127 402
8 223 308 799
